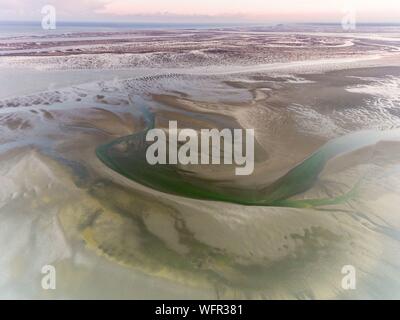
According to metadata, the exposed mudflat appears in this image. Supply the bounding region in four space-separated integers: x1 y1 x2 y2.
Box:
1 26 400 299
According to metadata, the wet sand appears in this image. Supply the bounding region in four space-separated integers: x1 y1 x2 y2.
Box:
0 27 400 299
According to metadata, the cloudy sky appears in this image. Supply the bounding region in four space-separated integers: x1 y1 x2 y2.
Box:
1 0 399 23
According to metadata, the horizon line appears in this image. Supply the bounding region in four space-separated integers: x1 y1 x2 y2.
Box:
1 20 400 26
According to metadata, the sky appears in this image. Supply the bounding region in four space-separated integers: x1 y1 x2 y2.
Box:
0 0 399 23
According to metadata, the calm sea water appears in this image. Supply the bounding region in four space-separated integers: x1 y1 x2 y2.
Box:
0 21 254 38
1 21 399 39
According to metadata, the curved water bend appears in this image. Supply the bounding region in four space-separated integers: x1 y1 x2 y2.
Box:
96 100 400 207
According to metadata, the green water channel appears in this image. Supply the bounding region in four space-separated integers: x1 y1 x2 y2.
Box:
96 100 400 207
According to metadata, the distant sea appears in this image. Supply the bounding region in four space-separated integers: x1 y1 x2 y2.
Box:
1 21 399 38
0 21 257 38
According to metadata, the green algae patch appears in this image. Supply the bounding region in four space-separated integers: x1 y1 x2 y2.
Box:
96 103 400 208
